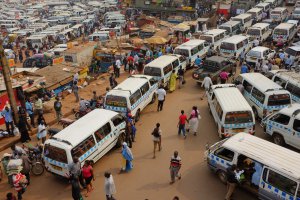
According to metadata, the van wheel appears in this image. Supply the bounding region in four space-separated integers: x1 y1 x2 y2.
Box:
135 110 141 122
150 94 156 104
217 170 227 184
252 107 258 120
273 133 285 146
116 133 125 147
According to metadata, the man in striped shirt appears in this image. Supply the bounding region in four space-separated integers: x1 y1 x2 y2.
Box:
169 151 182 184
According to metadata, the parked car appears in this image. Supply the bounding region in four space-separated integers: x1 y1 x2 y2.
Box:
23 53 53 68
192 56 236 84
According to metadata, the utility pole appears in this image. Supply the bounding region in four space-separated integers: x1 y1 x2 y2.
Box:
0 42 19 123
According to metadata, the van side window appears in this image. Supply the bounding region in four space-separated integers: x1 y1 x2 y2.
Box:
149 78 157 86
71 135 96 158
172 59 179 69
243 80 253 93
129 90 142 105
191 47 199 56
265 169 297 196
270 113 290 125
112 115 124 127
163 64 172 75
293 119 300 132
237 41 244 50
140 82 150 96
286 83 300 99
251 87 265 104
198 44 204 51
215 101 223 119
274 76 287 88
214 147 234 161
94 122 112 142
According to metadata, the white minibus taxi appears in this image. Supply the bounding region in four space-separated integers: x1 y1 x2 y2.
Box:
246 46 275 66
206 132 300 200
200 29 227 50
235 73 292 119
173 39 208 67
218 21 242 36
104 75 158 121
265 0 278 7
220 35 252 59
26 34 48 48
256 2 271 13
207 84 255 138
246 23 272 42
231 13 253 31
43 109 126 177
272 23 297 43
270 7 288 22
247 7 263 21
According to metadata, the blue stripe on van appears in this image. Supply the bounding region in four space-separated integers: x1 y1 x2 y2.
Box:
223 123 255 129
44 157 68 168
261 181 295 200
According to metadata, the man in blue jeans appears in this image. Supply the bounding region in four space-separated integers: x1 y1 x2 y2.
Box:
178 110 189 139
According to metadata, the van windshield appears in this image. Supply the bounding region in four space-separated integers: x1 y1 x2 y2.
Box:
105 95 127 108
219 26 230 34
247 28 260 36
144 66 162 77
44 144 68 164
174 49 189 57
271 11 282 15
247 50 261 58
273 29 288 36
224 111 253 124
268 94 290 106
220 42 235 51
200 35 213 43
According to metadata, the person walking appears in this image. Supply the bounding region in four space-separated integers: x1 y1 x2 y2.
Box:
156 86 166 112
37 120 47 144
225 165 238 200
169 70 177 92
72 81 80 102
18 50 23 63
104 172 116 200
25 98 35 128
178 110 188 139
200 74 213 100
20 153 31 186
109 73 117 89
219 70 229 84
69 157 86 189
34 96 43 116
6 192 17 200
240 62 249 74
1 106 14 136
125 120 133 148
54 97 62 122
121 142 134 172
18 117 31 143
169 151 182 184
115 58 121 78
12 171 27 200
152 123 162 158
82 160 95 197
187 106 200 136
71 175 83 200
177 66 185 89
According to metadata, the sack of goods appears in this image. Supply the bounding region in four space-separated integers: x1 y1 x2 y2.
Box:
7 159 23 175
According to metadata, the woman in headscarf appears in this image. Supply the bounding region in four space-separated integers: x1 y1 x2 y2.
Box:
169 70 177 92
188 106 201 136
121 142 133 172
104 172 116 200
18 117 31 143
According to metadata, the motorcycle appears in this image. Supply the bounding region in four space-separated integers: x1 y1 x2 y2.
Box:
26 145 44 176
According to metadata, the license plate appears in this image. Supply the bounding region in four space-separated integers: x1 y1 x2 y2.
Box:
51 164 62 171
232 128 244 133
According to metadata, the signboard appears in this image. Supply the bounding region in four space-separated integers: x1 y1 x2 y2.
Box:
52 57 64 65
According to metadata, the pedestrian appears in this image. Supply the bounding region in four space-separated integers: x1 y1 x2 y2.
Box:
109 73 117 89
127 54 134 74
156 85 166 112
34 96 43 116
169 151 182 184
54 97 62 122
18 117 31 143
262 61 269 74
20 153 31 186
18 50 23 63
240 62 249 74
239 49 245 63
123 56 128 71
125 119 133 148
37 114 47 126
194 55 202 67
219 70 228 84
225 165 238 200
178 110 188 139
6 192 17 200
82 160 95 197
236 81 244 93
284 55 293 70
152 122 162 158
68 157 86 189
128 116 136 142
115 58 121 78
12 171 27 200
1 106 14 136
169 70 177 92
18 107 31 131
11 145 26 159
90 91 98 109
121 142 134 172
25 98 35 127
173 196 179 200
73 72 79 84
187 106 200 136
71 175 83 200
37 120 47 144
104 172 116 200
72 81 80 102
177 66 185 89
200 74 213 100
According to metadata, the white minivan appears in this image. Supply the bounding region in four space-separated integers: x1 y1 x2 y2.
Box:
206 132 300 200
104 75 158 121
246 23 272 42
200 29 228 51
270 7 288 22
220 35 252 59
247 7 263 21
207 84 255 138
231 13 253 31
43 109 126 177
256 2 271 13
272 23 297 43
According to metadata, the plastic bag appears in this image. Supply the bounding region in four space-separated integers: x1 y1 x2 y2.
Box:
13 127 20 136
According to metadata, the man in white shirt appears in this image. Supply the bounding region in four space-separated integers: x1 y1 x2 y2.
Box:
156 86 166 112
115 59 121 78
201 74 213 100
253 38 259 47
262 61 269 74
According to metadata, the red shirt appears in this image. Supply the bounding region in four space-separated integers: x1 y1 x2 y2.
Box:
127 56 134 63
82 165 92 178
179 114 187 125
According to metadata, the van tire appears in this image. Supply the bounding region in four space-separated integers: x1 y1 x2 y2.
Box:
273 133 285 146
217 170 227 184
150 94 156 104
135 110 141 122
116 132 125 147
